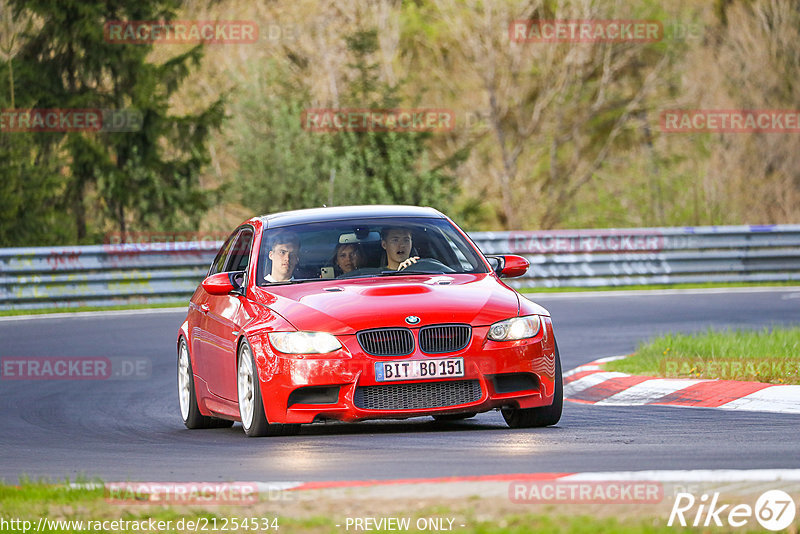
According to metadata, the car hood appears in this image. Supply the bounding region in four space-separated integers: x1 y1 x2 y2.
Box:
251 274 547 335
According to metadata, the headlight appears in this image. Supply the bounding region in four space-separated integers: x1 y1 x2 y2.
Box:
487 315 541 341
267 332 342 354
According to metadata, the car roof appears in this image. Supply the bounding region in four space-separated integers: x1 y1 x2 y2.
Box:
255 205 445 229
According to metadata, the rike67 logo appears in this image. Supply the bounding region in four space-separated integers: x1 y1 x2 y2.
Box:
668 490 797 531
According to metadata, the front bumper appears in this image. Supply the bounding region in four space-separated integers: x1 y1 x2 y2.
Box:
249 318 557 424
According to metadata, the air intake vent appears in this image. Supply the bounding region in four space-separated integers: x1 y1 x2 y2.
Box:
354 380 482 411
357 328 414 356
419 324 471 354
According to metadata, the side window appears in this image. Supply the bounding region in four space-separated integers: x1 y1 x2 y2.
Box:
447 238 474 271
208 231 238 276
226 229 253 273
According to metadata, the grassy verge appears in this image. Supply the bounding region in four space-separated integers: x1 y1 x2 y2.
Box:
605 327 800 384
0 480 700 534
519 281 800 293
0 301 189 317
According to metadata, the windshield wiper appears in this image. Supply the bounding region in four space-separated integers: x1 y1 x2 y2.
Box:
337 273 378 279
378 270 445 276
333 270 446 280
261 278 323 286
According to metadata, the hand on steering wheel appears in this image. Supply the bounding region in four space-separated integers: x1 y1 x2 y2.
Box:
397 256 420 271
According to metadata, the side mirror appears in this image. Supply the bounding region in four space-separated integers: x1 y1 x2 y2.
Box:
201 272 244 295
487 255 529 278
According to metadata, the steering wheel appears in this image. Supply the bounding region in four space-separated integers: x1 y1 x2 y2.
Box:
403 258 455 273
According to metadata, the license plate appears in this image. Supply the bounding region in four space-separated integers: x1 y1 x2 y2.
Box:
375 358 464 382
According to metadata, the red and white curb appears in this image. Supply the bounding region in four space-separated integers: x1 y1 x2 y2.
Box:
85 469 800 500
565 356 800 414
268 469 800 490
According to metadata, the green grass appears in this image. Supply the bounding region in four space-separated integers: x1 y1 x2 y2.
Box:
605 327 800 384
0 301 189 317
519 281 800 293
0 480 708 533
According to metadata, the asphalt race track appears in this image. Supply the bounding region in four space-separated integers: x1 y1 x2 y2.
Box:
1 289 799 483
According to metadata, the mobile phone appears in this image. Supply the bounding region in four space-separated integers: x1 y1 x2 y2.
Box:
320 266 334 279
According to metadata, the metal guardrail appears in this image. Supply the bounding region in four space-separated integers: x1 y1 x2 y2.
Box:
472 224 800 289
0 242 221 310
1 225 799 310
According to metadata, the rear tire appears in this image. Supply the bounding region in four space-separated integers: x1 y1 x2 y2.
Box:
237 339 300 437
178 337 233 429
502 340 563 428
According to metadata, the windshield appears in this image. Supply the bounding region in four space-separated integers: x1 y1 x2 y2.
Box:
257 217 488 285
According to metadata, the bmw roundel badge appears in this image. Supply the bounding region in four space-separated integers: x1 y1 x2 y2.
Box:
405 315 421 325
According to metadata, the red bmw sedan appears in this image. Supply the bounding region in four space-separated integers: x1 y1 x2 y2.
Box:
177 205 562 436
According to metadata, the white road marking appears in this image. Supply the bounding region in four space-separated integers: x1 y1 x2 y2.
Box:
596 379 709 405
563 372 629 397
719 385 800 414
563 356 627 378
564 469 800 482
563 365 602 377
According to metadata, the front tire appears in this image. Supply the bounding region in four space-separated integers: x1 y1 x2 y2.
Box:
502 340 563 428
178 337 233 429
237 339 300 437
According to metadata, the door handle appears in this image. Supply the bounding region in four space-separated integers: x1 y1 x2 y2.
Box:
200 304 210 313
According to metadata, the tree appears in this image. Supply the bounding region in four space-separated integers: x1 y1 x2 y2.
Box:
2 0 223 244
0 134 72 246
232 24 465 215
230 61 337 213
407 0 670 230
697 0 800 223
332 27 463 208
0 1 70 245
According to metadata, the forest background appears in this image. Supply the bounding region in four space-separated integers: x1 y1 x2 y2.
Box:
1 0 797 246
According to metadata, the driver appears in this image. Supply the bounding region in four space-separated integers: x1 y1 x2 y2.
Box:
381 227 419 271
